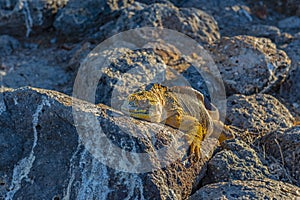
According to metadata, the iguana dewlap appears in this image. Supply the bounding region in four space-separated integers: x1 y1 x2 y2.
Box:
121 83 232 159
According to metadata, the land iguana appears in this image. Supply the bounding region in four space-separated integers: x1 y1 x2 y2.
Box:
121 83 233 159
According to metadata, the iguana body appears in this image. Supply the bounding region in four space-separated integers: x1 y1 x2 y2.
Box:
121 83 232 159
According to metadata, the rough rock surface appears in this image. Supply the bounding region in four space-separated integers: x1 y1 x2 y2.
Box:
78 47 167 109
208 35 291 95
201 139 271 185
181 0 300 41
257 126 300 186
190 179 300 200
0 44 73 94
0 0 133 38
280 38 300 115
86 43 223 109
0 87 217 200
0 0 67 37
262 0 300 16
53 0 132 36
181 0 259 36
137 0 183 6
0 35 20 57
0 0 300 199
95 2 220 45
243 25 282 42
278 16 300 30
226 94 294 139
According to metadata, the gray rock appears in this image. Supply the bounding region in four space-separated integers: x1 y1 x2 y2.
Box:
208 35 291 95
136 41 224 103
0 0 67 37
88 48 167 109
226 93 294 140
262 0 300 16
256 126 300 187
0 35 20 56
181 0 258 37
53 0 132 36
1 46 72 93
65 42 96 74
190 179 300 200
0 87 217 199
80 44 224 112
201 139 271 185
245 25 281 41
280 39 300 114
136 0 184 6
96 2 220 45
278 16 300 29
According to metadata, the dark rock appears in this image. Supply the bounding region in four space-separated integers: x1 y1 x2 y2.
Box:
245 25 281 41
275 32 295 45
261 0 300 16
190 178 300 200
53 0 132 36
0 87 217 199
226 93 294 140
89 48 167 109
256 126 300 186
95 2 220 45
1 46 72 93
208 35 291 95
136 41 225 104
0 0 67 37
79 42 225 114
202 139 271 185
278 16 300 29
136 0 184 6
181 0 259 37
280 39 300 115
0 35 20 56
66 42 95 73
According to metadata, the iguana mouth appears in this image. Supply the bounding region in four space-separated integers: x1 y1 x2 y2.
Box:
121 100 163 123
121 101 150 115
128 109 149 114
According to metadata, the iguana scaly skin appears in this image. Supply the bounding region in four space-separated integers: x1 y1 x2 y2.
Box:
121 83 233 159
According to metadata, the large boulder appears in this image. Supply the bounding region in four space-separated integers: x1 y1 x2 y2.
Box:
77 40 224 111
53 0 132 36
95 2 220 45
261 0 300 16
181 0 258 36
280 38 300 115
190 179 300 200
0 87 217 199
201 139 271 185
208 35 291 95
1 45 72 94
0 0 67 37
78 47 167 109
256 126 300 187
226 93 294 141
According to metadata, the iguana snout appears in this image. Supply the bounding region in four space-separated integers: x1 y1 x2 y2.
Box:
121 90 166 123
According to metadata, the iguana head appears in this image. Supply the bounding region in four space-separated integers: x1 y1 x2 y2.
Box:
121 84 168 122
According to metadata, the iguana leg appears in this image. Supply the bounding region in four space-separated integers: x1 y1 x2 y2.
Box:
184 122 205 159
166 114 206 159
